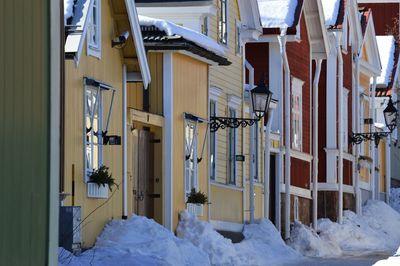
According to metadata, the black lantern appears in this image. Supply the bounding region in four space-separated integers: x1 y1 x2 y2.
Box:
251 79 273 119
383 97 398 132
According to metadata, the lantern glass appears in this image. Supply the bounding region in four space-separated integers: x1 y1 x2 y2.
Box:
251 80 272 119
383 98 398 132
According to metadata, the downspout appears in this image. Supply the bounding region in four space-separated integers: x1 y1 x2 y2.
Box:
264 109 274 218
245 60 255 223
354 52 361 215
278 29 291 239
386 136 391 203
336 32 344 224
371 77 377 200
122 64 128 219
312 59 322 230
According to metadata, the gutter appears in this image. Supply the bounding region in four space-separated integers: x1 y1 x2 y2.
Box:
278 29 291 240
312 59 322 230
245 60 255 224
371 77 377 200
335 32 344 224
354 51 361 215
122 65 128 219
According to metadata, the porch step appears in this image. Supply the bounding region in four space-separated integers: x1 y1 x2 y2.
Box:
216 230 245 243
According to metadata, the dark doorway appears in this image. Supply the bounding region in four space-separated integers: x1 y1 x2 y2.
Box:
269 154 276 225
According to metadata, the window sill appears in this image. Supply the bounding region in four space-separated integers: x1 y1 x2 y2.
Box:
87 46 101 59
210 181 243 192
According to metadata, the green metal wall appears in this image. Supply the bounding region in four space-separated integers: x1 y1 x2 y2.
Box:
0 0 51 265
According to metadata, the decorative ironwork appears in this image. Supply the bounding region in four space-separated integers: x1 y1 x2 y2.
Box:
210 116 260 133
351 131 391 147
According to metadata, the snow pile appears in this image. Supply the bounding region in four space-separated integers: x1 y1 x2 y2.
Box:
288 200 400 258
58 215 210 266
390 188 400 213
376 36 396 86
138 15 225 57
64 0 74 24
257 0 298 28
177 211 302 265
374 246 400 266
321 0 340 26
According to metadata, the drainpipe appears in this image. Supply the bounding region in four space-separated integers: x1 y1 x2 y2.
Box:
264 109 274 219
354 52 361 215
122 64 128 219
386 136 391 203
312 59 322 230
278 29 291 239
245 60 255 223
371 77 377 200
335 33 344 224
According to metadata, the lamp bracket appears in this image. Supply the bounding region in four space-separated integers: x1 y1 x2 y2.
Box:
210 116 260 133
351 131 391 147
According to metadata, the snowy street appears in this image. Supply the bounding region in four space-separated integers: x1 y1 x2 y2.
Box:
284 253 390 266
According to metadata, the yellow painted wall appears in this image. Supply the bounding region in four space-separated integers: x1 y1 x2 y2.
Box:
211 185 243 222
63 0 127 247
359 73 371 183
379 139 387 193
172 53 209 228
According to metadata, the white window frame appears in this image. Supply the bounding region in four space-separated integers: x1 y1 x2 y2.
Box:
227 95 240 185
235 20 242 56
184 119 199 198
202 16 209 36
218 0 228 46
210 100 217 180
343 88 349 152
291 77 304 151
360 95 366 155
210 87 222 181
87 0 101 58
84 85 103 182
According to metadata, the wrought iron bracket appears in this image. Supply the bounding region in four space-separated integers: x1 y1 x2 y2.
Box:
210 116 260 133
351 131 391 147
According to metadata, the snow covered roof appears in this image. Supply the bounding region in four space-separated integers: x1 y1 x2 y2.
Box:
257 0 300 29
139 15 225 57
64 0 74 24
376 35 396 87
320 0 340 26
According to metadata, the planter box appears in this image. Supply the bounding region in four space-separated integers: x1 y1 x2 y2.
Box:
186 203 204 217
87 183 109 199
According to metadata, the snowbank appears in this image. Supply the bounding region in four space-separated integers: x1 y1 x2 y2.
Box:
288 200 400 258
390 188 400 213
321 0 340 26
376 36 396 86
257 0 298 28
58 215 210 266
177 211 302 265
373 247 400 266
138 15 225 57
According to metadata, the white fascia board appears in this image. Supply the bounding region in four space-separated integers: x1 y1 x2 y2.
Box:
250 34 299 43
237 0 263 39
137 5 217 18
64 0 94 66
125 0 151 89
280 185 312 199
360 60 381 77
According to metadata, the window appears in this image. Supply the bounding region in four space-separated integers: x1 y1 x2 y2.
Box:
343 88 349 152
360 96 365 155
202 16 209 36
185 120 198 197
235 20 241 55
85 86 103 180
291 78 303 151
210 100 217 180
228 108 237 184
87 0 101 57
218 0 228 45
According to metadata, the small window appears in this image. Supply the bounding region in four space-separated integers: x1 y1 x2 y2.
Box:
218 0 228 45
202 16 209 36
85 86 103 180
291 78 303 151
235 20 241 55
185 120 198 197
87 0 101 58
210 100 217 180
343 89 349 152
228 108 237 185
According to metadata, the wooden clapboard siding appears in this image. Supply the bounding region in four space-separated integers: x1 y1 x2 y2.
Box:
63 0 126 247
211 185 243 222
359 72 372 183
127 83 144 110
148 53 163 115
0 0 53 264
172 53 209 227
360 3 399 35
379 139 386 192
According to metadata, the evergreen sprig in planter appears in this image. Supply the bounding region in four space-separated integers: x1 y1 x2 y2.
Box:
87 165 118 198
186 188 208 217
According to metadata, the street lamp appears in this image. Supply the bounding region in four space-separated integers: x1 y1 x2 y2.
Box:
210 79 273 133
383 96 398 132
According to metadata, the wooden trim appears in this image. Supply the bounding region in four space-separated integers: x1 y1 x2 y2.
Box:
130 108 164 127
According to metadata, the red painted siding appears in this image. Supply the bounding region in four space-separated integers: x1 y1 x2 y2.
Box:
360 3 399 35
291 158 311 189
245 43 269 84
343 45 353 154
318 60 327 183
343 159 353 185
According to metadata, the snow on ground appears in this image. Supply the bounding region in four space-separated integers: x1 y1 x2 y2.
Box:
58 215 210 266
257 0 298 28
376 36 396 86
374 247 400 266
138 15 225 57
288 200 400 258
320 0 340 26
390 188 400 213
177 211 301 266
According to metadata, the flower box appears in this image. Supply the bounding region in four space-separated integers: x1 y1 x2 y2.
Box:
186 203 204 217
87 183 109 199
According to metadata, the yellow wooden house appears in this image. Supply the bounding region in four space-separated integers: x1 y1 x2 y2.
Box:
62 0 150 247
